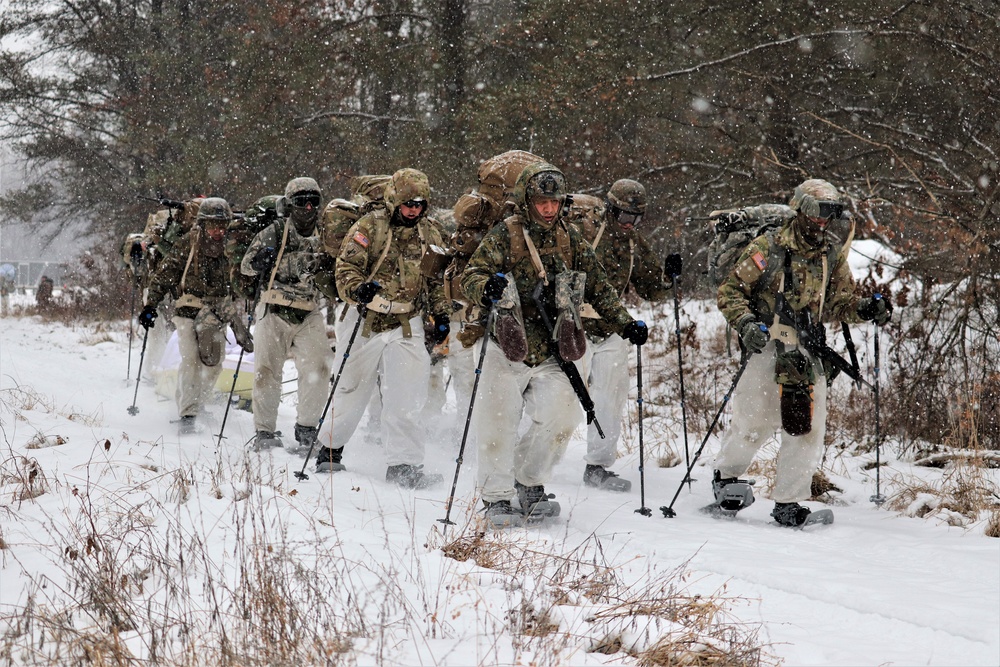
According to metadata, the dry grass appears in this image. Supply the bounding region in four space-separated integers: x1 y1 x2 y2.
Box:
884 459 1000 529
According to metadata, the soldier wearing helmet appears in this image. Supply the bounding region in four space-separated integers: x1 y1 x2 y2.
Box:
241 177 334 452
568 178 672 493
714 178 892 527
139 197 251 434
311 168 450 490
460 162 651 526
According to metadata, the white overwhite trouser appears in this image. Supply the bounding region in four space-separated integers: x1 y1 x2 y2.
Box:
472 341 583 503
252 306 333 433
578 333 631 468
447 336 479 425
319 307 429 466
172 316 224 418
713 340 828 503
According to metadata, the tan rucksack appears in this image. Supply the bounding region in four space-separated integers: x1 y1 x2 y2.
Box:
321 174 391 256
476 150 545 206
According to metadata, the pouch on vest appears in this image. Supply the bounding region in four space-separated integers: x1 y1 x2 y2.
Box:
774 348 815 435
420 244 451 278
553 270 587 362
492 277 528 363
194 307 226 366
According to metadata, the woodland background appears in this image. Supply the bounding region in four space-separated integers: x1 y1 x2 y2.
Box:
0 0 997 449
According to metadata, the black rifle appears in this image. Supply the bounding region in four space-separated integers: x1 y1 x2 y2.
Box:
773 292 872 389
531 279 605 438
136 195 187 209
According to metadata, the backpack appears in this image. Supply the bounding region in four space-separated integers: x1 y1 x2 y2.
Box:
476 150 545 206
321 174 391 256
563 193 606 245
707 204 796 287
226 195 281 299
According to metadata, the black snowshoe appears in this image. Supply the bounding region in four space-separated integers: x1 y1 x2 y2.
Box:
771 502 834 528
253 430 283 451
482 499 527 529
583 464 632 493
385 464 443 490
292 423 318 456
516 481 561 520
178 415 197 435
704 470 756 516
314 446 346 473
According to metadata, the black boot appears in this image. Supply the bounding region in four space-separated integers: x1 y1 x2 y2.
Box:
583 465 632 492
771 502 811 527
515 481 561 518
253 430 283 451
179 415 197 435
293 423 318 455
386 464 443 489
482 499 526 528
712 470 755 512
315 446 345 473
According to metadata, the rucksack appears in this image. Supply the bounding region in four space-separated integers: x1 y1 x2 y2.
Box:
563 193 606 245
226 195 281 299
706 204 796 287
321 174 391 256
476 150 545 206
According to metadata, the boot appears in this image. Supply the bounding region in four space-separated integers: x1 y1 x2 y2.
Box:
179 415 197 435
482 499 526 528
315 446 346 473
253 430 283 451
771 502 812 527
293 423 319 455
385 464 443 490
583 465 632 492
712 470 755 512
515 481 561 518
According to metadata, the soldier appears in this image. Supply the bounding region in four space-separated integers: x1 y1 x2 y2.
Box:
714 178 891 527
36 275 54 308
312 168 449 490
138 197 252 434
461 162 650 526
568 180 670 492
241 177 334 452
0 264 16 316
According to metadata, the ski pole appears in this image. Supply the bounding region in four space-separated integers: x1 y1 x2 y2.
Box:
870 301 886 505
661 340 758 518
634 341 651 517
127 327 150 415
294 305 367 482
127 282 137 380
216 298 258 448
665 253 691 489
439 307 495 527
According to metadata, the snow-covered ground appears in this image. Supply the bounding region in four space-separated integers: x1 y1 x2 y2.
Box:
1 295 998 665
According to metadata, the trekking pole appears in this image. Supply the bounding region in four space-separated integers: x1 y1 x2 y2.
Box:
127 327 150 415
634 341 652 517
294 305 367 482
870 305 886 506
665 253 692 489
215 298 257 448
127 283 137 380
661 341 758 518
439 307 495 527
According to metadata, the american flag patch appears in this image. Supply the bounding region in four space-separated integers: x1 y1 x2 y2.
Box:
751 251 767 271
352 232 370 248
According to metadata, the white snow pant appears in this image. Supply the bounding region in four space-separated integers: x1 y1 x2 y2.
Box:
172 316 224 418
473 341 583 503
1 293 8 316
447 338 478 424
252 307 332 433
713 341 828 503
578 333 631 468
320 308 430 466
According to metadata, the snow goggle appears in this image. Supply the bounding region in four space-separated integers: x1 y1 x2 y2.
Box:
614 209 643 227
401 199 426 210
290 193 321 208
816 201 845 220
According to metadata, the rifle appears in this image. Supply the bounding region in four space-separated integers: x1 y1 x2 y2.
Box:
136 195 187 209
530 279 605 438
773 292 872 389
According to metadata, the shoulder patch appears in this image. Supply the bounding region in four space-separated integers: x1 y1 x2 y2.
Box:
751 251 767 271
352 232 370 248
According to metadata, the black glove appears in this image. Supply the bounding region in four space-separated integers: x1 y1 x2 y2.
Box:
622 319 649 346
481 273 509 306
353 281 381 305
138 304 158 330
664 253 682 278
250 246 277 274
857 294 892 326
129 241 144 266
429 313 450 345
739 318 770 354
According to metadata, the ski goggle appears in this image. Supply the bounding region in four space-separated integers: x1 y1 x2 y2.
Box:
401 199 426 210
290 193 321 208
615 210 643 227
816 201 845 220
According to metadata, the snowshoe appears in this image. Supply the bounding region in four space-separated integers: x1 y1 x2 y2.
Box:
712 470 755 512
253 430 283 451
770 502 812 527
385 464 443 490
292 423 319 456
178 415 197 435
516 481 561 519
315 446 346 473
583 465 632 493
482 500 526 529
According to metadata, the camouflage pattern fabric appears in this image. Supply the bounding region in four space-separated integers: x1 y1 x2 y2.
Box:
461 215 633 367
241 219 327 325
717 219 864 329
146 228 230 319
572 210 669 340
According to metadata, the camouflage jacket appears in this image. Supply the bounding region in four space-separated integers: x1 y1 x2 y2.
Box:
336 208 449 334
718 223 864 330
241 220 328 324
573 213 669 340
146 228 230 319
461 214 633 367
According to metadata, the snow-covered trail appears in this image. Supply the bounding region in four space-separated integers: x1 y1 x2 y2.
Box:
1 315 998 666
